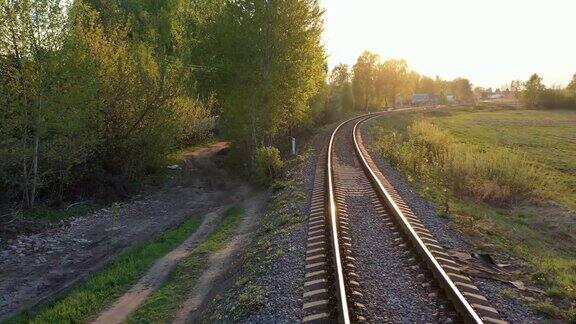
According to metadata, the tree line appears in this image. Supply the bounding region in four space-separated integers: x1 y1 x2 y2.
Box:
7 1 565 210
0 0 326 208
521 73 576 110
315 50 475 119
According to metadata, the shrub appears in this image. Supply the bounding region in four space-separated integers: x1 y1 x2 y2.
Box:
255 146 284 183
540 89 576 110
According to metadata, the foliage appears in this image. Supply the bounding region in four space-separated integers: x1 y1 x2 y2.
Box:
325 63 353 121
523 73 545 107
255 146 284 183
349 51 473 110
377 58 408 107
203 0 326 164
451 78 474 102
0 0 221 207
567 74 576 93
0 0 94 206
539 88 576 110
352 51 380 111
519 73 576 110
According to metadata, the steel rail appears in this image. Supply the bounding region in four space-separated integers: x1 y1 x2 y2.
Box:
326 117 354 324
351 115 484 324
324 111 418 323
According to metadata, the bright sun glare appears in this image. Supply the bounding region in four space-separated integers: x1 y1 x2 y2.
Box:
321 0 576 88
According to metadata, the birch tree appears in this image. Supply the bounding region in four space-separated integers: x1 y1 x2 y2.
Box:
0 0 67 206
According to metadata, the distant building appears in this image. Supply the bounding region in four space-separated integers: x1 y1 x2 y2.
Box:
446 95 456 103
411 93 436 106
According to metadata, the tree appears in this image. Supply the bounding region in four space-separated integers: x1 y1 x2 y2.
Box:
416 76 435 94
0 0 69 206
326 63 353 118
206 0 326 162
1 0 220 207
434 76 450 104
567 74 576 93
378 58 408 107
352 51 379 111
523 73 545 107
402 71 420 99
451 78 474 102
510 80 522 98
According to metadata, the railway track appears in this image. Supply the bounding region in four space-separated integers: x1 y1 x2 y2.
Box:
302 112 506 323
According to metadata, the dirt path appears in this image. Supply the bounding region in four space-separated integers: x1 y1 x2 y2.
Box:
171 191 268 324
92 207 227 324
0 142 248 320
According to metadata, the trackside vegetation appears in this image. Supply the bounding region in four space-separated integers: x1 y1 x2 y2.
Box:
9 216 202 323
370 108 576 320
0 0 327 211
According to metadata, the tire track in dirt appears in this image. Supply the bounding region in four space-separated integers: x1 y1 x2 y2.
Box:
172 191 268 324
92 207 228 324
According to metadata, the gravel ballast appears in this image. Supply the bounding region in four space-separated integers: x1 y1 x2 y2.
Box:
334 120 455 323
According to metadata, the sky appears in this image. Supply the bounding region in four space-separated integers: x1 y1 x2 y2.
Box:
320 0 576 88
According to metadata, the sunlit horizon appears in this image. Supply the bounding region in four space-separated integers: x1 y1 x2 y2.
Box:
321 0 576 89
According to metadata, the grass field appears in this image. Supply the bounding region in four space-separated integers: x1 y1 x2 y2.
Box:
432 109 576 208
370 107 576 319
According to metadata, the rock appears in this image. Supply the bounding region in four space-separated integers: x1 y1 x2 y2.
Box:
73 238 91 244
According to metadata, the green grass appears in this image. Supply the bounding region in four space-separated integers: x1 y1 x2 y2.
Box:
430 109 576 208
8 217 202 324
22 203 99 222
370 107 576 320
125 207 244 324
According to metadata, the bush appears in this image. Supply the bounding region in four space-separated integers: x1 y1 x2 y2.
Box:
0 2 218 206
255 146 284 183
540 89 576 110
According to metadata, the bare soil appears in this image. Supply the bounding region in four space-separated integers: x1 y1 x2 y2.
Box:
173 191 267 324
92 208 226 324
0 142 250 320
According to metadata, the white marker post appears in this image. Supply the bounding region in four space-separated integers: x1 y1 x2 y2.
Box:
291 137 296 155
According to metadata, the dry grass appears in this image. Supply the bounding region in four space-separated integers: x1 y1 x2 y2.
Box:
376 120 546 205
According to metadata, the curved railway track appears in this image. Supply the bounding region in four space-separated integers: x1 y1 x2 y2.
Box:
302 112 507 323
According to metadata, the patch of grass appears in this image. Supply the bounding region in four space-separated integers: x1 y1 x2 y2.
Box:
369 107 576 319
9 217 202 324
227 283 265 319
125 207 244 324
21 203 99 222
